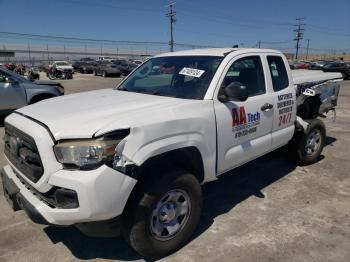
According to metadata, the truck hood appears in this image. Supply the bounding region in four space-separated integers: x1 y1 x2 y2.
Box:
16 89 199 140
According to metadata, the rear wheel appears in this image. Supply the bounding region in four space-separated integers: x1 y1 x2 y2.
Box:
291 119 326 166
122 170 202 259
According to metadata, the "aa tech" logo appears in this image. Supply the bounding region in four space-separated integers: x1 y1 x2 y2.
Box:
232 106 260 127
231 106 261 137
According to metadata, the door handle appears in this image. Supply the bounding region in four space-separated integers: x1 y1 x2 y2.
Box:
261 103 273 111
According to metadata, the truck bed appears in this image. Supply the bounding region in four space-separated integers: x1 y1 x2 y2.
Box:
291 69 342 119
291 69 343 85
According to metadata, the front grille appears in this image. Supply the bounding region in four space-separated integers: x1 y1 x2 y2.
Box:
4 123 44 183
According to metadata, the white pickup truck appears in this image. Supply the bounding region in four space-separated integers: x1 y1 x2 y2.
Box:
1 48 342 259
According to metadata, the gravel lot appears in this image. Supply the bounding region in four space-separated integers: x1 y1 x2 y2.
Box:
0 75 349 262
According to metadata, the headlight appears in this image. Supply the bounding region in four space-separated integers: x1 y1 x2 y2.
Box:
54 134 127 169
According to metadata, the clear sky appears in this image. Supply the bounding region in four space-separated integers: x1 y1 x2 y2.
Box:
0 0 349 53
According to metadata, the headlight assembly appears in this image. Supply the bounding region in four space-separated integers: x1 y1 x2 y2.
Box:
54 131 129 169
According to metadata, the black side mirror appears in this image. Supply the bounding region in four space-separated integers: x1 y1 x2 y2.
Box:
218 82 248 102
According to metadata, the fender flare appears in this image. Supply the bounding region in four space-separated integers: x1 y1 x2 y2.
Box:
123 132 216 182
295 116 310 133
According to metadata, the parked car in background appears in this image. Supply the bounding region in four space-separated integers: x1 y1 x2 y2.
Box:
73 58 96 73
0 67 64 114
27 67 40 81
322 62 350 79
93 60 121 77
3 63 16 71
51 61 74 74
289 61 310 69
112 59 137 76
37 62 49 72
129 59 143 66
309 60 330 70
98 56 115 61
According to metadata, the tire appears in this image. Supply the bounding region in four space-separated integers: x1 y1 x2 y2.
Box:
122 170 202 259
291 119 326 166
102 71 107 77
48 74 55 80
346 70 350 80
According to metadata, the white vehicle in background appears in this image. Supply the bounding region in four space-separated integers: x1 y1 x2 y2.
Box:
1 48 342 259
98 56 116 62
51 61 74 73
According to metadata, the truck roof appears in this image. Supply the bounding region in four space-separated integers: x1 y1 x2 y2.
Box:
155 48 282 57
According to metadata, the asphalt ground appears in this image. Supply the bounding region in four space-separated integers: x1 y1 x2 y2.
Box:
0 74 349 262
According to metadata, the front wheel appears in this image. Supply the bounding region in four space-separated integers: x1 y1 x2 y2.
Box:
122 170 202 259
291 119 326 166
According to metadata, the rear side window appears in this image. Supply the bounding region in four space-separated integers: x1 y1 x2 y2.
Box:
267 56 289 92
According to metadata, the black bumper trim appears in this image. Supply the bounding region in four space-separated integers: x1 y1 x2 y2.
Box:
1 168 51 225
1 168 21 211
75 216 121 237
16 193 52 225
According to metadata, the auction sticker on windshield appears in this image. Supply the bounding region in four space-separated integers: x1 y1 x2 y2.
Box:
179 67 205 78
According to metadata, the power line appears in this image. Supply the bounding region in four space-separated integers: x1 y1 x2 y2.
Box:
0 31 214 49
166 2 176 52
294 17 306 59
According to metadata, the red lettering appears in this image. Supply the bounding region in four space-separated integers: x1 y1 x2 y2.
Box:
232 108 239 126
239 106 247 125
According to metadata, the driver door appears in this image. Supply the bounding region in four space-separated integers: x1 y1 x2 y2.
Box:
214 55 274 174
0 70 27 111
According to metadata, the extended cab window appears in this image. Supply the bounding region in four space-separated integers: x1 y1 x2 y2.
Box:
267 56 289 92
222 56 266 97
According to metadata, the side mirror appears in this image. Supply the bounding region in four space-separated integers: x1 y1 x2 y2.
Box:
218 82 248 102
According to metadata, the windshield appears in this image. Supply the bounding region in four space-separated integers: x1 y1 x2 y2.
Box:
0 67 30 83
117 56 223 99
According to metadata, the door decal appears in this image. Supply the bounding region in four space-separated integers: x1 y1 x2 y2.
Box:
277 93 294 126
232 106 261 138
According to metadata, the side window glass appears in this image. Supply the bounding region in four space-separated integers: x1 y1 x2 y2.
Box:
0 71 9 82
267 56 289 92
222 56 266 97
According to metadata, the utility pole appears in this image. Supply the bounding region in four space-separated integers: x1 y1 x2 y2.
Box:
166 2 176 52
27 43 31 64
306 39 310 60
294 17 306 60
258 40 261 48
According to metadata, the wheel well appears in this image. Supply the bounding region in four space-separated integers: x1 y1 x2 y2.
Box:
29 94 54 104
297 95 322 119
136 147 205 184
122 147 205 220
